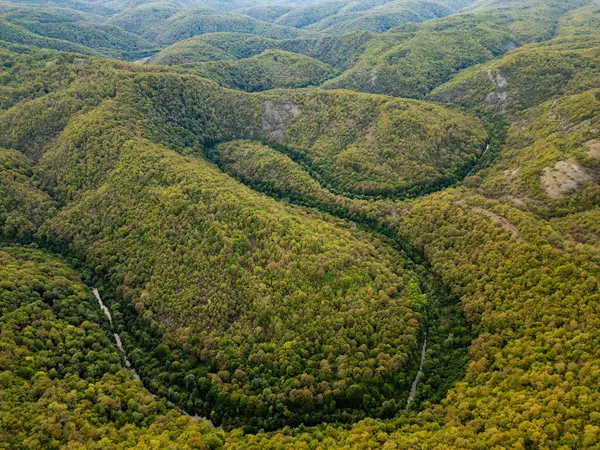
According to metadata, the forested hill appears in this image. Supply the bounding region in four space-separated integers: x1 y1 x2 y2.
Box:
1 0 600 448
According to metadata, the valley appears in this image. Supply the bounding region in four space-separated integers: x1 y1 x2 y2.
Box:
1 0 600 448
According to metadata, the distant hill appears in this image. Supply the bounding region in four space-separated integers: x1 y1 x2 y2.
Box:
0 6 156 59
173 49 338 91
150 0 586 99
238 3 294 21
305 1 452 34
322 0 580 97
109 4 315 44
148 30 401 70
429 4 600 112
271 0 454 34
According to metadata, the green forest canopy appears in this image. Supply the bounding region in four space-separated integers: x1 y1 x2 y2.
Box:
1 0 600 448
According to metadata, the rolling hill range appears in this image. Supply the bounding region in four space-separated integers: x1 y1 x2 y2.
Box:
1 0 600 448
0 6 156 59
147 0 590 99
236 0 473 33
146 30 393 68
107 4 315 45
0 1 318 59
0 39 484 431
272 0 455 34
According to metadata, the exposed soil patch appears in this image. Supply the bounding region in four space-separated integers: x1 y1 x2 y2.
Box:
502 168 521 187
134 56 151 64
541 158 592 198
458 200 522 239
504 195 529 210
584 139 600 159
485 69 509 113
470 206 522 239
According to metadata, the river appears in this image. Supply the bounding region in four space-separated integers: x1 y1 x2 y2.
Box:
92 287 217 427
405 329 427 412
93 288 141 382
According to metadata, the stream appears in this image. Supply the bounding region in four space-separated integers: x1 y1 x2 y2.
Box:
92 287 217 427
92 288 140 381
405 329 427 412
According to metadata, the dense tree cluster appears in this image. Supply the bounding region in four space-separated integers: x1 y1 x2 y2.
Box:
3 0 587 105
0 6 156 60
176 50 338 91
108 5 312 46
148 30 383 70
147 6 552 99
251 0 460 34
0 246 224 449
0 51 484 198
298 1 452 35
1 0 600 447
39 131 428 428
258 89 485 197
0 44 482 429
0 147 56 241
240 4 294 23
211 139 346 209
